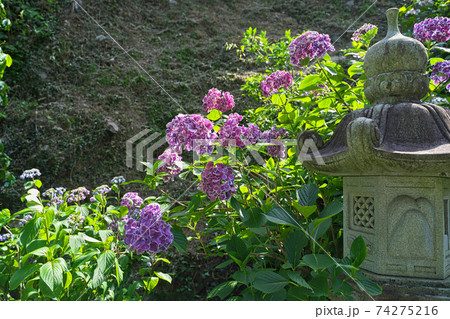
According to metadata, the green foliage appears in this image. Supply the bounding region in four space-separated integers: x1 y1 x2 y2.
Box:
0 178 174 300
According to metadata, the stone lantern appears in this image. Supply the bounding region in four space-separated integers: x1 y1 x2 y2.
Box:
298 8 450 299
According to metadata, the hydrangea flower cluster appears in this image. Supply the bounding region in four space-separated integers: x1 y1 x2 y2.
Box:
414 17 450 43
66 187 90 203
19 215 33 227
261 127 290 158
43 187 66 198
431 60 450 92
111 176 126 184
202 88 235 113
242 123 262 145
68 214 85 228
0 233 11 243
218 113 262 148
351 23 377 42
166 114 217 155
121 192 144 211
261 71 293 98
20 168 41 180
156 148 183 181
289 31 335 67
93 185 111 196
218 113 246 148
199 161 236 201
123 204 173 255
43 187 66 206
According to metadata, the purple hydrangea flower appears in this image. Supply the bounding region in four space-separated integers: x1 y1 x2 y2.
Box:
351 23 377 42
123 204 173 255
20 168 41 180
199 161 236 201
431 60 450 92
93 185 111 196
218 113 246 148
156 148 183 182
66 187 90 203
68 214 85 228
261 127 289 158
166 114 217 155
202 88 235 113
111 176 126 184
414 17 450 43
218 114 262 148
241 123 262 145
289 31 335 67
261 71 293 98
18 214 33 227
121 192 144 211
0 233 11 243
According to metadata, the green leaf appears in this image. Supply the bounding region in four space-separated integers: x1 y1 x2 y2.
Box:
241 207 267 228
298 75 321 91
264 206 301 228
171 225 187 253
286 271 312 291
69 235 85 254
350 236 367 267
115 258 123 285
64 271 72 289
98 250 115 272
354 271 382 295
99 230 114 242
143 277 159 292
302 254 335 271
154 271 172 283
207 109 222 121
19 217 42 246
313 199 343 227
10 264 41 290
40 260 64 291
293 203 317 219
72 250 99 269
297 183 319 206
231 270 257 286
308 218 332 241
285 229 308 268
226 236 249 267
207 281 238 300
253 270 289 294
308 272 329 296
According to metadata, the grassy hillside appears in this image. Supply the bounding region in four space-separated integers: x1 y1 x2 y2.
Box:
1 0 404 207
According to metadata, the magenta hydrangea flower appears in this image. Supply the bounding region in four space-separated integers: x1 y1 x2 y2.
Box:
261 71 293 98
242 123 262 145
218 113 262 148
156 148 183 181
124 204 173 255
166 114 217 155
199 161 236 201
431 61 450 92
121 192 144 211
66 187 90 203
218 113 246 148
414 17 450 43
351 23 377 41
289 31 335 67
261 127 289 158
202 88 235 113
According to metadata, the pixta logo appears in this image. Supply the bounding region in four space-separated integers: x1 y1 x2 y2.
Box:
126 130 167 171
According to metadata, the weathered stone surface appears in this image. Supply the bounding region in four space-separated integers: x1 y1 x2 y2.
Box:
297 8 450 299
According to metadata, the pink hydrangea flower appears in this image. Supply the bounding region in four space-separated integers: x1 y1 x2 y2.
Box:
156 148 183 181
414 17 450 43
261 71 293 98
351 23 377 42
199 161 236 201
166 114 217 155
202 88 235 113
431 61 450 92
289 31 335 67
